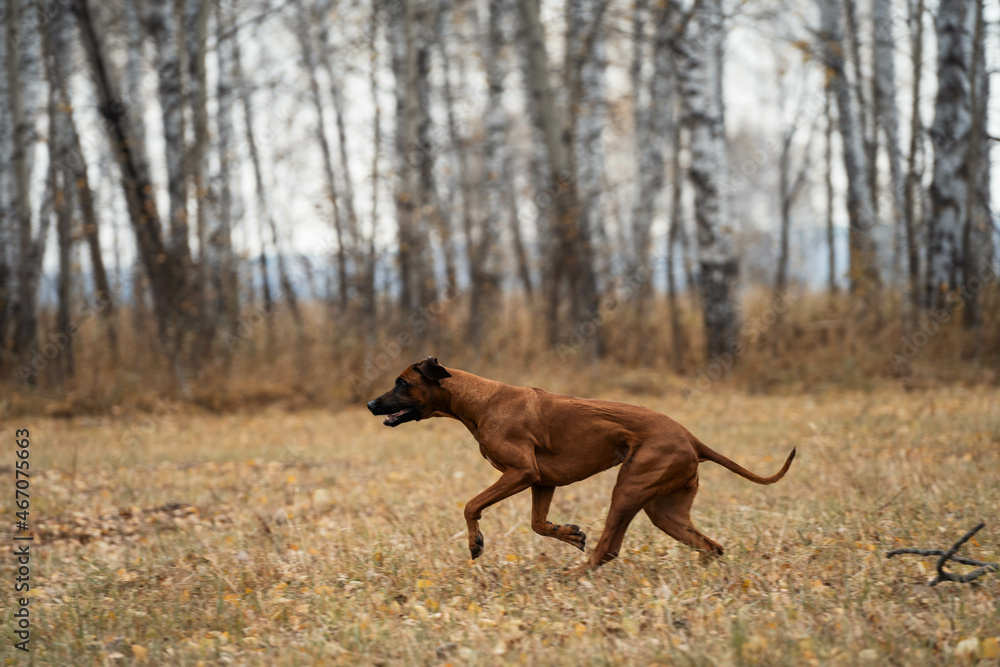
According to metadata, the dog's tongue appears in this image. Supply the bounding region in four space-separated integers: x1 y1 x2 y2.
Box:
384 409 407 425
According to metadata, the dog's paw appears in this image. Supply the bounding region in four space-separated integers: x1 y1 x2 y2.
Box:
561 524 587 551
469 532 484 559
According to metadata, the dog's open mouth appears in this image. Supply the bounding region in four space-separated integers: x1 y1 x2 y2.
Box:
383 407 418 427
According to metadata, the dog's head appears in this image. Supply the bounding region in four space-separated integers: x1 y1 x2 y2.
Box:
367 357 453 427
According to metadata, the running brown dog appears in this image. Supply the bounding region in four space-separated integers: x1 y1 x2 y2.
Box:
367 357 795 571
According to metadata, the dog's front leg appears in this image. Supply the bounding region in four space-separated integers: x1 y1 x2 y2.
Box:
464 470 539 559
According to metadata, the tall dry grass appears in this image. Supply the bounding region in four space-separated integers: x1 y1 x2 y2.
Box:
8 384 999 664
3 285 998 418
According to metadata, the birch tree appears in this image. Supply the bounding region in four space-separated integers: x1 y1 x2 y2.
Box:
925 0 974 309
468 0 509 342
775 86 816 295
363 5 381 336
389 0 427 312
292 1 347 311
317 4 362 300
234 11 306 351
0 0 13 362
825 87 837 297
435 0 474 290
74 0 180 341
147 0 192 276
8 0 46 366
414 3 454 295
184 0 213 348
45 53 75 380
213 2 240 332
568 0 607 300
962 0 989 328
676 0 739 358
123 0 149 155
48 0 117 356
817 0 880 299
843 0 876 206
516 0 598 346
902 0 925 312
630 0 666 300
872 0 906 291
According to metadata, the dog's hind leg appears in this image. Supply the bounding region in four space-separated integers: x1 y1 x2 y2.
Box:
643 482 723 561
579 481 650 570
530 485 586 551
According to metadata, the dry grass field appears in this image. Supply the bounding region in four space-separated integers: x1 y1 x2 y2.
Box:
3 381 1000 665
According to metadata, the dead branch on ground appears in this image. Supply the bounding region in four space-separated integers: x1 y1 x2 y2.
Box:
887 522 998 586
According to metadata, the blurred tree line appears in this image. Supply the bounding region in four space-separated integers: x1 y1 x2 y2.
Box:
0 0 995 395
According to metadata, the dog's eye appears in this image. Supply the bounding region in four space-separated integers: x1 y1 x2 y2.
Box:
396 378 408 389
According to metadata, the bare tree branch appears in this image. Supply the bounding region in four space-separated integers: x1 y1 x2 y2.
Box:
888 522 999 586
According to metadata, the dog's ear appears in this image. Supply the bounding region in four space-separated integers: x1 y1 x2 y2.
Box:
414 356 451 382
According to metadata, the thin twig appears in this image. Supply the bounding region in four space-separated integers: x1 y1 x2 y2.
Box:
876 485 907 512
887 522 999 586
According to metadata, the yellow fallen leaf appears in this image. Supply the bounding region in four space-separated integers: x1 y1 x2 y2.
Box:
131 645 148 663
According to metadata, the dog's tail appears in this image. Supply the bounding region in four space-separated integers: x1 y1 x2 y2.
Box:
695 441 796 485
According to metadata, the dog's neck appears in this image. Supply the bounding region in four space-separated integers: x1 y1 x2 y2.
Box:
439 369 504 434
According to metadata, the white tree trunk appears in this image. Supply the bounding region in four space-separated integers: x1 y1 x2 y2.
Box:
902 0 926 311
363 6 381 334
569 0 607 295
389 0 424 311
230 19 275 349
873 0 906 286
632 1 677 295
75 0 178 340
677 0 739 358
123 0 149 157
414 4 453 296
962 0 989 327
184 0 212 341
213 2 239 330
46 46 76 380
972 31 991 273
0 0 13 353
468 0 510 341
817 0 880 296
184 0 210 263
293 0 347 311
48 0 117 356
517 0 597 345
435 2 475 290
317 3 359 254
7 0 45 362
147 0 191 264
926 0 974 307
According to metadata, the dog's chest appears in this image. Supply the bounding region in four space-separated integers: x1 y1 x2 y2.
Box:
478 444 505 472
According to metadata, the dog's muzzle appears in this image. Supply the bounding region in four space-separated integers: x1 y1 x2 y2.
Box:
367 398 420 427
